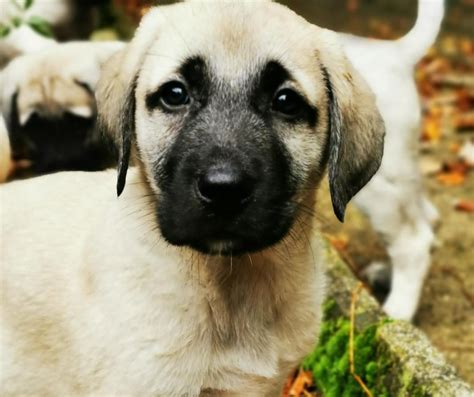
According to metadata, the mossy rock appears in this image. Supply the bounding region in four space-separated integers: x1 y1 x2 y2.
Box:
300 241 474 397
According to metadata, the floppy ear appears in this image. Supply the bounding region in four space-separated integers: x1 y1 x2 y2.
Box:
95 8 162 196
317 29 385 222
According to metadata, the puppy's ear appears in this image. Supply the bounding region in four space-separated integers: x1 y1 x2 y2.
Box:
317 29 385 222
95 9 161 196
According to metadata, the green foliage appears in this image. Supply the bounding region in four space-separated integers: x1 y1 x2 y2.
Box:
0 0 54 39
27 16 53 37
302 300 390 397
0 24 11 38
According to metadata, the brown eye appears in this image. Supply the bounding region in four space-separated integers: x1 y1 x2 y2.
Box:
159 81 190 108
272 88 304 118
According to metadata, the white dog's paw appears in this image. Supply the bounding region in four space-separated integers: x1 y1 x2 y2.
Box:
364 262 419 321
0 41 123 173
382 294 417 321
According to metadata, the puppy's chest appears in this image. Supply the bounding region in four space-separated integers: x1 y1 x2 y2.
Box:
194 275 306 392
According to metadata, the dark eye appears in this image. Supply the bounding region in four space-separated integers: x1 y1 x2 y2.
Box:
159 81 190 108
272 88 304 118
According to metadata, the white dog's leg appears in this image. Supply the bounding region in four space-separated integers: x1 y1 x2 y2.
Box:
383 218 435 320
421 194 440 226
354 175 436 320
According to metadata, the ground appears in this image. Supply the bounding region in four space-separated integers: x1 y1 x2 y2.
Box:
272 0 474 386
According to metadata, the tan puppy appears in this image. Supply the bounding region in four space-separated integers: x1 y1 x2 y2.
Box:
0 1 384 396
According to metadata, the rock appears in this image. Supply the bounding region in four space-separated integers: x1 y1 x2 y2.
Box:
316 240 474 396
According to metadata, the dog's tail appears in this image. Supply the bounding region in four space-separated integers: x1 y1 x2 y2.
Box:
397 0 445 63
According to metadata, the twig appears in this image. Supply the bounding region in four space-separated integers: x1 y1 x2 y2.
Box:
349 282 373 397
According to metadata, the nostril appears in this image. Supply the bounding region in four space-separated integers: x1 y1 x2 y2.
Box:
196 166 253 207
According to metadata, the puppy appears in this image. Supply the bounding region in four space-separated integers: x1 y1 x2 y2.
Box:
0 41 124 175
0 1 384 395
339 0 444 320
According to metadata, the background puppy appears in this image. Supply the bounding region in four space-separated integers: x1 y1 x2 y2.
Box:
0 1 384 396
0 41 19 70
339 0 444 320
0 41 123 175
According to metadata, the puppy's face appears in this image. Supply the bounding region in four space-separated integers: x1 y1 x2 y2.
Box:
98 1 385 255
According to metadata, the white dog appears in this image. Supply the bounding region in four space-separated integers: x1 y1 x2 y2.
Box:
0 1 385 395
339 0 444 320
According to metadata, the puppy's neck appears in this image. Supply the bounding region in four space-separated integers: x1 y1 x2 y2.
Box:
92 168 320 312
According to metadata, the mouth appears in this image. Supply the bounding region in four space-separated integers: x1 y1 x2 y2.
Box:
169 212 296 256
203 240 239 255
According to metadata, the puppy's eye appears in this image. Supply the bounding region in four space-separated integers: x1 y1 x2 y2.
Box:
272 88 304 118
159 81 190 108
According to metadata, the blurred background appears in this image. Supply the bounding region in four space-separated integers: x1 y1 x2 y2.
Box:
1 0 473 386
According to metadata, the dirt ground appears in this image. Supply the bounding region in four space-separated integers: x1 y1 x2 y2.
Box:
277 0 474 386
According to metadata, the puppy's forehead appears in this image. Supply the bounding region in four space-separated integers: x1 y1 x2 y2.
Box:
141 1 320 98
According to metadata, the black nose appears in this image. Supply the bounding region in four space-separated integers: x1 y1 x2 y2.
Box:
196 164 254 209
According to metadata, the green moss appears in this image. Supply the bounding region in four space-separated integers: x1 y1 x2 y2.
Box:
302 300 390 397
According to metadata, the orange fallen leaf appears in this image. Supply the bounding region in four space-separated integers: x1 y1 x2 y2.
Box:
327 234 349 251
456 89 474 112
436 172 466 186
282 371 297 397
422 117 441 142
449 142 461 153
455 112 474 131
443 160 471 174
288 370 313 397
347 0 360 12
455 200 474 213
460 37 474 56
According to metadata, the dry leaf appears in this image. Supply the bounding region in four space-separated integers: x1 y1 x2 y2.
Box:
443 160 471 174
449 142 462 153
288 370 313 397
422 117 442 142
327 234 349 251
436 172 466 186
282 372 297 397
346 0 360 12
455 112 474 131
454 200 474 213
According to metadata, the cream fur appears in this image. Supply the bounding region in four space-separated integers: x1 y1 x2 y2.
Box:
0 1 385 395
0 169 325 396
